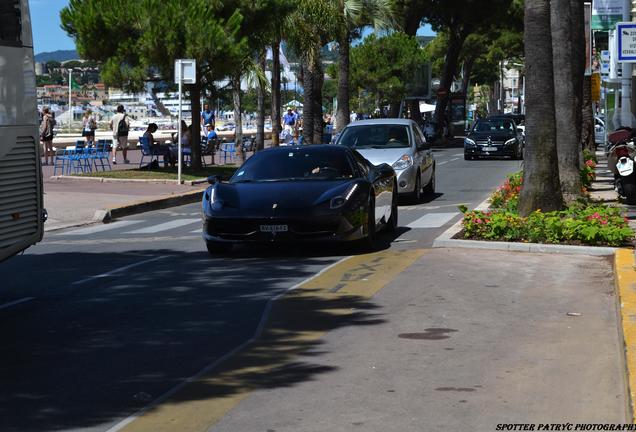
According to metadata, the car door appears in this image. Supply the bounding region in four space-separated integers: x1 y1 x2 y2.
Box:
413 124 433 186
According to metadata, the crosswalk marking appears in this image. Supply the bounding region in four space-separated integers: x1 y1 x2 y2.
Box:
407 212 459 228
60 220 145 236
124 218 200 234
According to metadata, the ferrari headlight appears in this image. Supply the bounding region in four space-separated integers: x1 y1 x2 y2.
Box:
209 188 216 204
505 138 516 146
330 184 358 209
392 155 413 170
464 137 476 147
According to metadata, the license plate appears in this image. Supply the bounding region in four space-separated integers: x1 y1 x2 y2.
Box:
259 224 288 232
482 146 498 151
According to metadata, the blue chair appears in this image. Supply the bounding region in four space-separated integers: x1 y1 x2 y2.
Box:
220 142 236 164
139 136 167 168
92 140 112 171
53 147 73 175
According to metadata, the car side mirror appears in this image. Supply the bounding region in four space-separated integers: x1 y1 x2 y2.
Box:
517 127 524 133
376 163 394 178
207 175 222 185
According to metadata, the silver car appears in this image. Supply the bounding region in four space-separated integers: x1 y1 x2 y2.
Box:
335 119 435 201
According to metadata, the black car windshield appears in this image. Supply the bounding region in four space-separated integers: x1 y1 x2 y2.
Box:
230 148 355 183
337 124 410 149
473 120 515 133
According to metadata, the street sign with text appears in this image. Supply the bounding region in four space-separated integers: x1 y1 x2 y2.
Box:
618 22 636 62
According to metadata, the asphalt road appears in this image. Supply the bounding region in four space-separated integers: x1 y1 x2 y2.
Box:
0 148 525 431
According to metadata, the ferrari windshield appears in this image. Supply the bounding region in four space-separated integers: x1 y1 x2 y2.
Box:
230 147 355 182
337 124 410 149
473 120 515 133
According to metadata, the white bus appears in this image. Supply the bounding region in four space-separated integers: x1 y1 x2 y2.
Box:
0 0 44 262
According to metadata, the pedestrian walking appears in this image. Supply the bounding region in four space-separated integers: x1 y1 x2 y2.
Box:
201 103 215 136
40 106 55 166
109 105 130 164
81 109 97 146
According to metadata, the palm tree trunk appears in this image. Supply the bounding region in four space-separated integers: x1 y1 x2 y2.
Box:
302 63 314 144
336 32 350 133
581 75 595 151
271 39 282 147
551 0 582 201
518 0 563 216
256 49 266 152
232 74 244 165
312 56 324 144
433 29 464 140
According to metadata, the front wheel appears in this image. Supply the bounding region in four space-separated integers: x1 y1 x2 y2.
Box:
622 180 636 205
387 188 398 232
361 197 377 251
423 168 435 195
410 172 422 204
206 240 233 255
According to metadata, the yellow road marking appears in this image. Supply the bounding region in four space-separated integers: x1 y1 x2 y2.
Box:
121 248 426 432
615 249 636 422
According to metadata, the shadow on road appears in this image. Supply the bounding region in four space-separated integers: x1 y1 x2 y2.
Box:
0 249 386 431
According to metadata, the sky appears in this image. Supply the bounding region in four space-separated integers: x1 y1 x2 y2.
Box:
28 0 435 55
29 0 76 54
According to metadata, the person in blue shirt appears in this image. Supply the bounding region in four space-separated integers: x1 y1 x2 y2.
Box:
282 107 296 144
201 103 215 135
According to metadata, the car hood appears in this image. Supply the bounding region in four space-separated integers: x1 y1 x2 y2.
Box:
354 148 411 167
468 131 515 141
215 180 353 209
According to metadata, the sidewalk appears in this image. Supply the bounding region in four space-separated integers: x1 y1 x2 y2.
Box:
42 149 210 231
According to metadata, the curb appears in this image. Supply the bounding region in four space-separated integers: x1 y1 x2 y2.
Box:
431 197 617 256
94 189 205 222
49 175 209 186
615 249 636 423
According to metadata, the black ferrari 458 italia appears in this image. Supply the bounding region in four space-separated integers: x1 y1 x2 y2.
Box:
201 145 398 254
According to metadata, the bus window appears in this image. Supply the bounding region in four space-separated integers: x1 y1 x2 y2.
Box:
0 0 21 45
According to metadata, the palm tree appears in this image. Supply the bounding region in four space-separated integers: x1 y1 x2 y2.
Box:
517 0 563 216
551 0 584 202
286 0 340 144
334 0 393 133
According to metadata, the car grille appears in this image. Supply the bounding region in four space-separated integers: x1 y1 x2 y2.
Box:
475 139 506 146
0 137 39 250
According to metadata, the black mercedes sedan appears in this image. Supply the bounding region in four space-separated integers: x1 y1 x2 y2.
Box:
464 117 524 160
201 145 397 254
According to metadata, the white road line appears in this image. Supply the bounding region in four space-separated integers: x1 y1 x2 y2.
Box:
59 220 145 236
105 255 351 432
450 157 460 162
437 161 448 165
190 229 202 233
0 297 35 311
124 219 200 234
407 212 459 228
453 153 464 156
72 256 168 286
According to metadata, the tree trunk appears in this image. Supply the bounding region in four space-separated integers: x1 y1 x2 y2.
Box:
232 74 244 164
433 29 465 141
336 32 350 133
571 0 585 150
518 0 563 216
271 38 282 147
312 56 324 144
256 49 266 151
189 82 202 170
302 61 315 144
551 0 582 201
461 56 476 95
581 75 595 151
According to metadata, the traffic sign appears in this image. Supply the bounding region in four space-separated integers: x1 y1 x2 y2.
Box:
174 59 197 84
617 22 636 62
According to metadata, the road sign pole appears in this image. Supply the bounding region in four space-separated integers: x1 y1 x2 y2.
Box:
177 60 183 184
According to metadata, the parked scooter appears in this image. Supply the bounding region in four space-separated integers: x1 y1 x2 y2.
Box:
607 132 636 204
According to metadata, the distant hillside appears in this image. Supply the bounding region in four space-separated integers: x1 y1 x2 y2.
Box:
34 50 79 63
